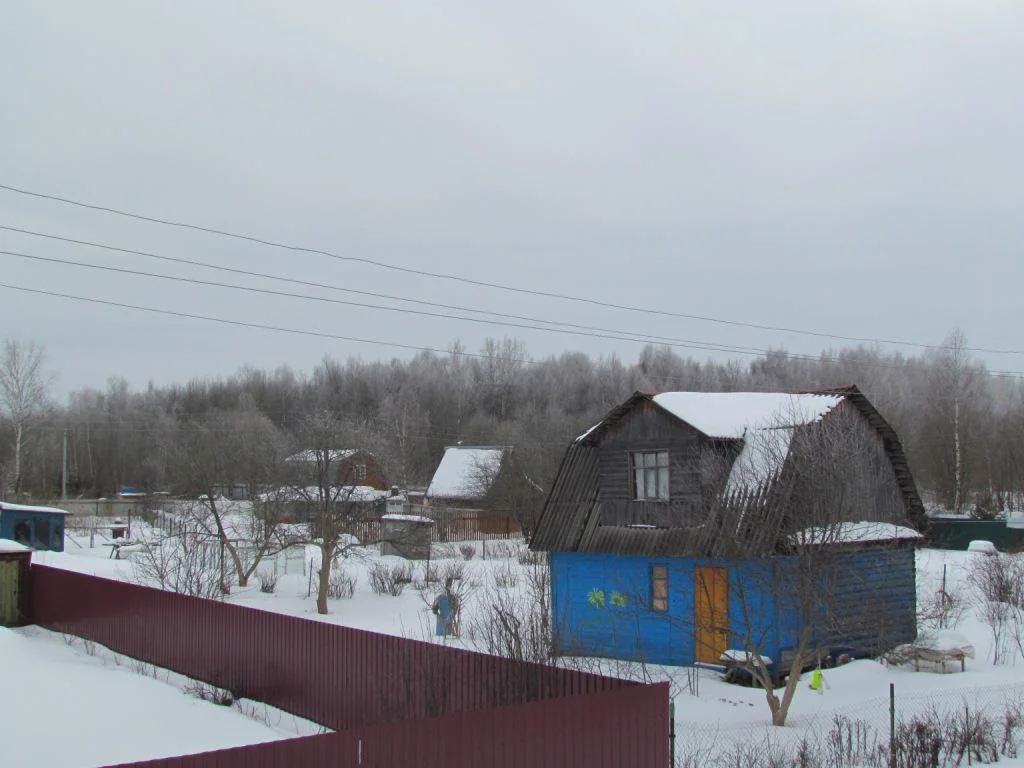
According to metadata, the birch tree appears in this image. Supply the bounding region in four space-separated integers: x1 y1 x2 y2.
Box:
0 340 49 494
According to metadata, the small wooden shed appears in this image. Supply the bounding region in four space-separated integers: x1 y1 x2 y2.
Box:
0 501 70 552
380 514 434 560
0 539 32 627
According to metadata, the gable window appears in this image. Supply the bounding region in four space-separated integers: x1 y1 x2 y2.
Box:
631 451 669 500
650 564 668 612
355 463 367 482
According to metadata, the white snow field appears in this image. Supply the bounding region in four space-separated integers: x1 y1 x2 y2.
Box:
0 625 294 768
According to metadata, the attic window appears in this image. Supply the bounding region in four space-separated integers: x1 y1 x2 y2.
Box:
631 451 669 501
355 463 367 482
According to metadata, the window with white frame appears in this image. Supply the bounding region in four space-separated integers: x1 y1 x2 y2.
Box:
631 450 669 500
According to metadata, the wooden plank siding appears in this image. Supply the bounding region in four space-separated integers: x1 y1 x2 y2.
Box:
815 545 918 655
532 388 925 559
551 547 916 668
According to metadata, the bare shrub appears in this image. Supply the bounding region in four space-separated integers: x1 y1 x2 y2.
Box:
967 553 1024 663
412 560 440 591
459 544 476 561
1002 698 1024 758
467 562 551 663
432 543 459 560
493 561 519 589
436 559 465 585
918 582 968 633
517 545 545 566
131 532 226 599
328 566 357 599
825 716 882 768
969 553 1024 606
369 561 413 596
485 540 518 559
257 569 278 594
184 680 235 707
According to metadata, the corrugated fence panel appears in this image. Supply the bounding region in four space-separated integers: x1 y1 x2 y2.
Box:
102 684 670 768
30 568 650 704
31 566 668 768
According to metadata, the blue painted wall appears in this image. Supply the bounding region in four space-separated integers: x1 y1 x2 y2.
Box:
0 510 66 552
551 547 916 668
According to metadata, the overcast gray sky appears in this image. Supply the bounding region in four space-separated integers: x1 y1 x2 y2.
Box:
2 2 1022 398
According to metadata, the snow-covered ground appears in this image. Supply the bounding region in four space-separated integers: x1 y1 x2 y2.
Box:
0 625 311 768
34 522 1024 765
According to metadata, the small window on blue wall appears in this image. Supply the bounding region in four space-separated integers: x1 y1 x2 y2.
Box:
650 564 668 612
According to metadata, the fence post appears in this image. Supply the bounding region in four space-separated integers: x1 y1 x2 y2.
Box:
889 682 895 768
669 698 676 768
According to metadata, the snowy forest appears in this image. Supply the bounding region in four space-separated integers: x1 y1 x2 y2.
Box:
1 330 1021 518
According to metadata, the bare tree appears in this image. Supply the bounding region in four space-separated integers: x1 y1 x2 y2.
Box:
0 340 50 494
168 408 290 588
465 448 546 541
285 411 388 614
706 403 913 726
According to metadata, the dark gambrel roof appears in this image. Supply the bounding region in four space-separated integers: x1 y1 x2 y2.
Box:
530 385 926 555
796 385 926 531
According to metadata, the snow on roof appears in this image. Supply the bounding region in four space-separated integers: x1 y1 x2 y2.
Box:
0 501 71 515
257 486 390 503
0 538 32 553
426 446 507 500
792 521 922 546
652 392 844 438
381 514 434 524
725 427 796 492
575 391 844 442
286 449 360 463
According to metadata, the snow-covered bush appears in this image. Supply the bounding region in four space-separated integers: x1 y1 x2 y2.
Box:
369 561 413 596
459 544 476 561
328 566 357 600
257 569 278 594
492 561 519 589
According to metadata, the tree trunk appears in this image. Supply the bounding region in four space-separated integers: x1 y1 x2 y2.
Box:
209 499 246 590
771 624 813 727
953 397 963 514
316 541 332 614
13 422 23 494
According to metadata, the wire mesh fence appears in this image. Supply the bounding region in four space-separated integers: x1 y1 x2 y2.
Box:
675 680 1024 767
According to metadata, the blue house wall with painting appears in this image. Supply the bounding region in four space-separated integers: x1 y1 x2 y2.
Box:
551 547 917 668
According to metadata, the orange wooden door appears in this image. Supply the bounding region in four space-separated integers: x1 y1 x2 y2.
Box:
694 566 729 664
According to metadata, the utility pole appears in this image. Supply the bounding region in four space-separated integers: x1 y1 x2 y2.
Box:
62 428 68 501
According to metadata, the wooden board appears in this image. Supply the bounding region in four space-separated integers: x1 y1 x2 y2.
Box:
0 559 21 626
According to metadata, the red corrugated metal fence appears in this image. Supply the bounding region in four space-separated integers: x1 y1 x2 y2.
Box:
103 685 670 768
30 565 669 767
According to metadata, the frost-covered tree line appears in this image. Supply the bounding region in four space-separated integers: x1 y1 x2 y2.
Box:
2 331 1023 516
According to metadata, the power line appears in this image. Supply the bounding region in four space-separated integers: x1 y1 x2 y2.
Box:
0 248 779 356
0 227 769 355
3 277 1023 380
0 181 1016 357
